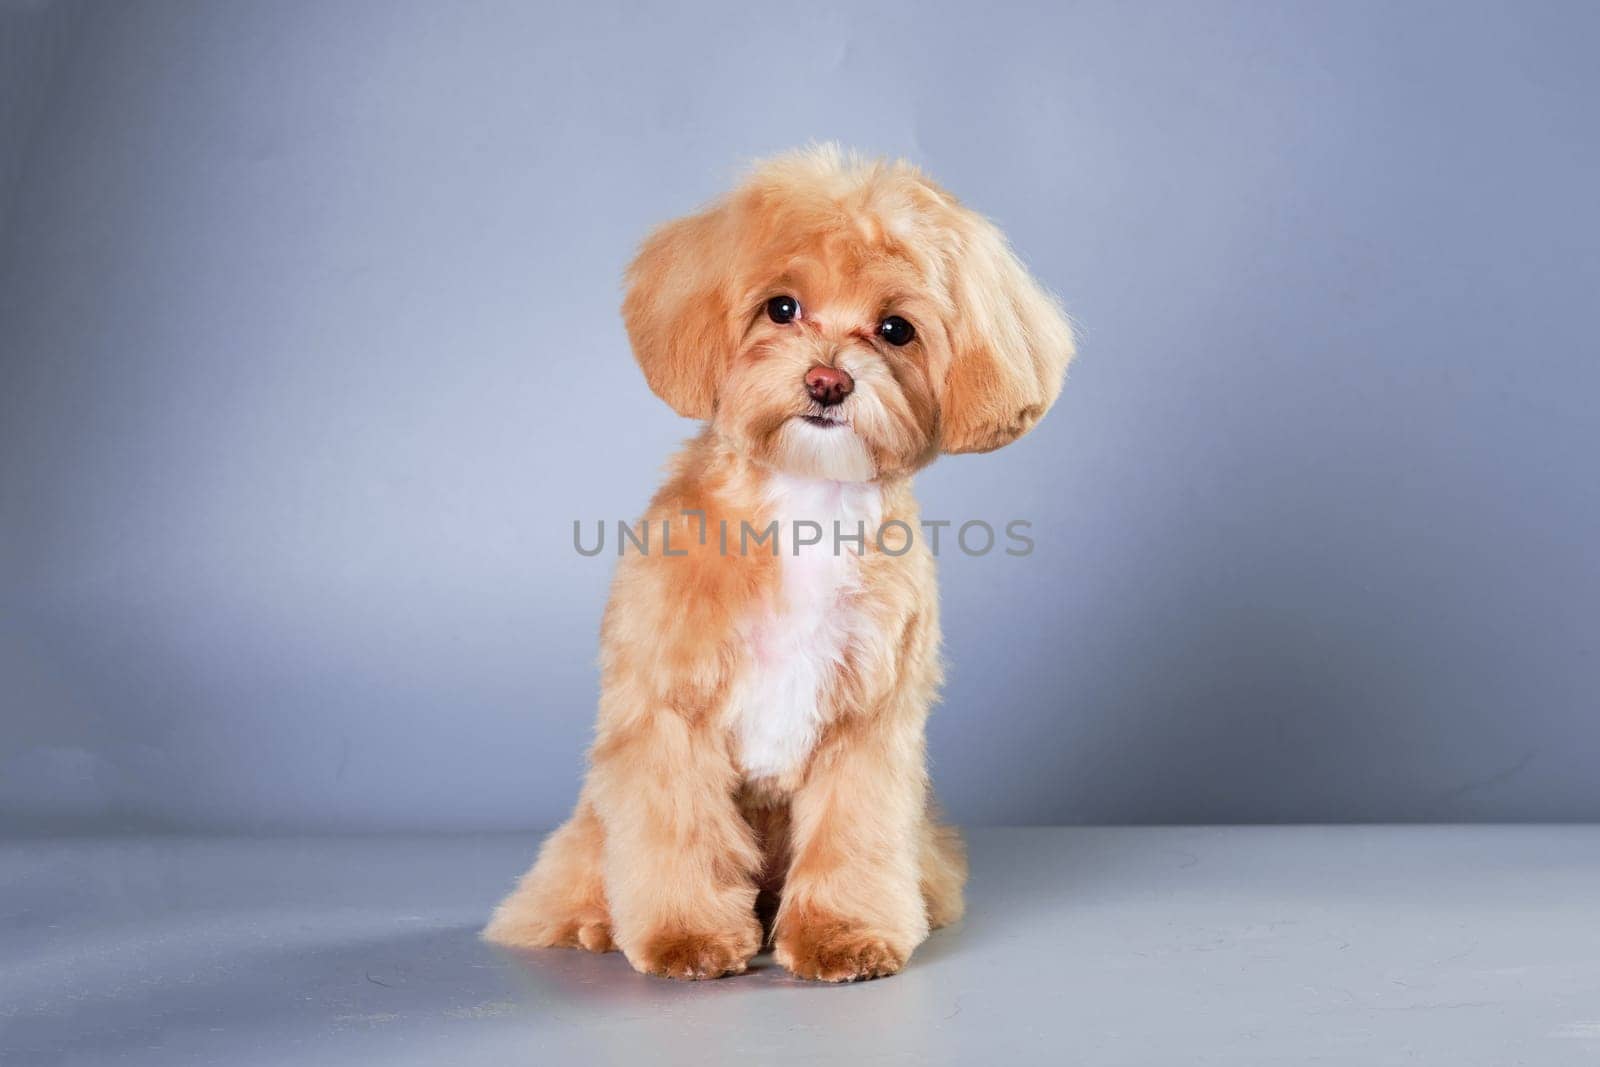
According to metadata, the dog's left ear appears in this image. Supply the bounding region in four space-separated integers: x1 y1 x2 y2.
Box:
936 207 1075 454
621 200 739 421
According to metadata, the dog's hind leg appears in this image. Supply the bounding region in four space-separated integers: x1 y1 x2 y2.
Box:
483 793 614 952
920 814 967 930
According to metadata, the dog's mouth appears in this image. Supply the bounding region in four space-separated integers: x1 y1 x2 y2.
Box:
799 412 848 429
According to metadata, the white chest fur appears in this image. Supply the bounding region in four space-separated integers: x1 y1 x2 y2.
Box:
729 474 883 780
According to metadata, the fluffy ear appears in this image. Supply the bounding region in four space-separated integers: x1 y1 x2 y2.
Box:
621 201 740 420
937 210 1075 454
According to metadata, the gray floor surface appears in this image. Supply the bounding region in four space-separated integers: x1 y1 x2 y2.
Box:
3 827 1598 1065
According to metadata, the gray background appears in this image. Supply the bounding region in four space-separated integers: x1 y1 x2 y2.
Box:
1 0 1596 834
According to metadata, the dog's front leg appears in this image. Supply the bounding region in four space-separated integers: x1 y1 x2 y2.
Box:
773 715 932 981
588 708 762 980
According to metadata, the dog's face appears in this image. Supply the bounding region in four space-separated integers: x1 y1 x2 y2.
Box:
622 147 1075 481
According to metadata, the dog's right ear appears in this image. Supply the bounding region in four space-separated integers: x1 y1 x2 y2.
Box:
621 201 739 421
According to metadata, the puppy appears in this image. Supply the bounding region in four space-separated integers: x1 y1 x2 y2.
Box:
485 146 1074 981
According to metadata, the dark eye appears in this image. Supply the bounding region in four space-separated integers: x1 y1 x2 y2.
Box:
878 315 915 346
766 295 800 324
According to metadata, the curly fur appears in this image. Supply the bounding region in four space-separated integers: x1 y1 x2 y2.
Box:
484 145 1074 981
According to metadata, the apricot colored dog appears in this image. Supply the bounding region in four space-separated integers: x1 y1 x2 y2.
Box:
485 146 1074 981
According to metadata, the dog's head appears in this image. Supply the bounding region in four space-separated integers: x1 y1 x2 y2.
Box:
622 146 1075 481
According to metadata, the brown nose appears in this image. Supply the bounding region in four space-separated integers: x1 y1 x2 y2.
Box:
804 365 854 407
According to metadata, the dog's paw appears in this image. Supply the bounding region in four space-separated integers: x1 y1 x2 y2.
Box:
483 910 615 953
628 925 760 980
774 912 907 982
573 919 616 953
